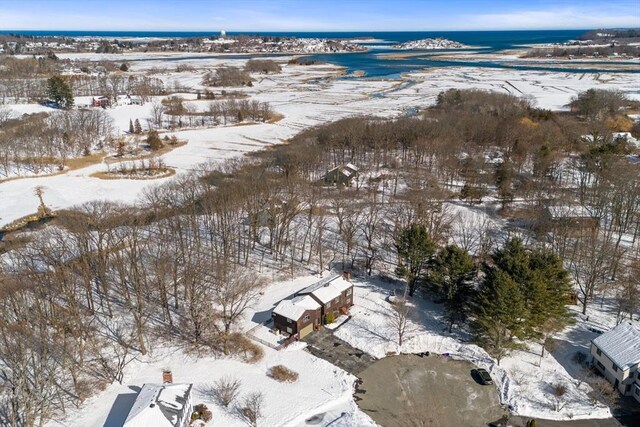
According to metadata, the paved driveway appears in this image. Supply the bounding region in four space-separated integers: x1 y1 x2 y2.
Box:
356 354 506 427
302 327 376 375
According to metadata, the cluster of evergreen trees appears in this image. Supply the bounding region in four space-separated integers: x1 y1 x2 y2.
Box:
128 118 143 134
396 224 573 363
473 238 573 363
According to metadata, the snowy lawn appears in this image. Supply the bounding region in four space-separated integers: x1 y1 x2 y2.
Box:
333 276 612 421
45 344 373 427
46 272 378 427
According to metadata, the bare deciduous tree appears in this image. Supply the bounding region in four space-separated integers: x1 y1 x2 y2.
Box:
149 100 165 129
212 265 265 354
566 234 614 315
212 376 241 407
388 294 412 347
238 391 264 427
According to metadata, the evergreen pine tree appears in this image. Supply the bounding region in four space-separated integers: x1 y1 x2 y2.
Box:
134 119 142 134
395 223 436 296
429 244 477 331
129 119 134 134
471 267 526 364
528 248 574 347
47 75 74 109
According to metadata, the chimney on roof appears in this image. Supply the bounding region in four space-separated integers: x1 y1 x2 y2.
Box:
343 271 351 281
163 370 173 384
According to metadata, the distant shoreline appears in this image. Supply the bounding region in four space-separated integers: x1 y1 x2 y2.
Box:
0 29 590 40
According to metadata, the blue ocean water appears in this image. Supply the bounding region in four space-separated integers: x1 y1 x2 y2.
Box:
2 30 637 77
0 29 587 47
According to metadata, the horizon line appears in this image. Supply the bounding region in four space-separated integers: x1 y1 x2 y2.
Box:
0 28 614 33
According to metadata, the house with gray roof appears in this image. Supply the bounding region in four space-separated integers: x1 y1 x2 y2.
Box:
590 322 640 402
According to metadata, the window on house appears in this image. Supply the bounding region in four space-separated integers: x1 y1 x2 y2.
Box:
635 385 640 396
613 364 619 372
303 314 310 322
287 318 292 324
597 361 605 371
596 348 602 356
333 297 339 304
346 288 352 296
325 303 330 309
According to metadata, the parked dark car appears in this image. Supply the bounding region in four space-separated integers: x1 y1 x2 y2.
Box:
472 368 493 385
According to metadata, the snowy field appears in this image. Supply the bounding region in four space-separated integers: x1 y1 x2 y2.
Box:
2 55 640 228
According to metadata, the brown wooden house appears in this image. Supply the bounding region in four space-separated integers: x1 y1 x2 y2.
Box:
272 295 321 339
297 273 354 323
322 163 359 186
545 205 600 237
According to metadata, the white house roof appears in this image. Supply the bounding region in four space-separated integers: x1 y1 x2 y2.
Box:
273 295 320 321
298 275 353 304
123 383 192 427
592 323 640 370
345 163 358 171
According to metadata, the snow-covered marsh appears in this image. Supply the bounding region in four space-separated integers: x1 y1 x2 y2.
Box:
2 60 639 228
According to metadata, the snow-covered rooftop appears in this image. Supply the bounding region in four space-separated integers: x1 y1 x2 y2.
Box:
273 295 320 320
592 323 640 370
298 275 353 304
123 383 192 427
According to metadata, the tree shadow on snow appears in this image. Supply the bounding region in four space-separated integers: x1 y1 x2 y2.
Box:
549 324 599 381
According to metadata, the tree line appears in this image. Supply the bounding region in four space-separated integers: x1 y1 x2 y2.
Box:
0 88 638 426
0 108 114 178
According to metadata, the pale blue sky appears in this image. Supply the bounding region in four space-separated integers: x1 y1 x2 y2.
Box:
1 0 638 31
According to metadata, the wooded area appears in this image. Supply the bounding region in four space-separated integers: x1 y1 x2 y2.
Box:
0 87 639 426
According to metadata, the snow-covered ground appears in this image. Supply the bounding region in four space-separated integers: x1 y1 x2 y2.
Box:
2 55 639 227
46 344 371 427
43 262 633 426
334 275 614 421
45 272 377 427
